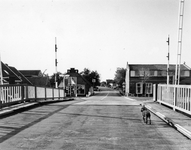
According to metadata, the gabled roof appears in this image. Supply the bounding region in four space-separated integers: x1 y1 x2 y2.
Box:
27 76 50 87
8 66 33 85
66 69 92 86
0 62 33 85
19 70 43 77
129 64 190 71
1 62 21 81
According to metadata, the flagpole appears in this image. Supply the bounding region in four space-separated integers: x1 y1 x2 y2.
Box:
0 54 3 85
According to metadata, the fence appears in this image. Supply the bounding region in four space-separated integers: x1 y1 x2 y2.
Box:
0 84 65 108
156 84 191 115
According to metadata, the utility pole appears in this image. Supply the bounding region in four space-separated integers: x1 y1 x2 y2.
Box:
166 35 170 86
55 37 58 88
175 0 185 85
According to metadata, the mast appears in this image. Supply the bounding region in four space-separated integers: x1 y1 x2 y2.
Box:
55 37 58 88
167 35 170 86
175 0 185 85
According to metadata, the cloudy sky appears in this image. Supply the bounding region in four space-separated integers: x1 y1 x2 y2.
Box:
0 0 190 81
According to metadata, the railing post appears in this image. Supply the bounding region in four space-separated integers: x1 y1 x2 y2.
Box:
173 86 177 111
59 89 60 99
35 86 37 102
21 85 25 102
45 87 47 100
153 84 158 101
25 85 29 101
52 88 54 100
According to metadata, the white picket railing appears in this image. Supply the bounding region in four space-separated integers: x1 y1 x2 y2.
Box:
0 85 65 108
0 85 22 104
157 84 191 115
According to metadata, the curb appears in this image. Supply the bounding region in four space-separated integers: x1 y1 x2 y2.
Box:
0 98 75 118
0 102 38 118
145 105 191 139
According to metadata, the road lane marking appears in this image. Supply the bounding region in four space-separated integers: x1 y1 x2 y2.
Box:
123 96 136 101
101 92 109 100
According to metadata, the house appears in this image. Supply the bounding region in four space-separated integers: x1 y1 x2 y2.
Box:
19 70 43 77
0 62 33 85
106 79 114 87
59 68 93 97
125 62 191 97
19 70 50 87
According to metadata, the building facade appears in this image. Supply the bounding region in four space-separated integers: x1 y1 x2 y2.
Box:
61 68 93 97
125 62 191 97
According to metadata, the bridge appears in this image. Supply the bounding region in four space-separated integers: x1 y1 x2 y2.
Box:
0 84 65 108
0 85 191 149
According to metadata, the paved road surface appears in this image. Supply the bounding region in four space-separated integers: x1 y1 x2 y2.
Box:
0 87 191 150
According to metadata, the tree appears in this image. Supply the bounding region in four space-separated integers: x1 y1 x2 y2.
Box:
80 68 101 86
139 68 150 84
139 68 150 96
114 68 126 88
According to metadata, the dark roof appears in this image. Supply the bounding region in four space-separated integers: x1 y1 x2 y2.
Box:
129 64 190 71
19 70 43 77
8 66 33 85
0 62 34 85
27 77 50 87
66 71 92 86
1 62 21 81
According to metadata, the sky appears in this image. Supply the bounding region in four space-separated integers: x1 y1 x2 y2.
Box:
0 0 191 81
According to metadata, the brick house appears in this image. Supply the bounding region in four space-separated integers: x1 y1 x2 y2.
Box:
125 62 191 97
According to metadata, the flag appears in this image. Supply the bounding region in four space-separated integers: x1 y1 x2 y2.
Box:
71 77 76 85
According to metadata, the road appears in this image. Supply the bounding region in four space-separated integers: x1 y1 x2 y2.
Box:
0 87 191 150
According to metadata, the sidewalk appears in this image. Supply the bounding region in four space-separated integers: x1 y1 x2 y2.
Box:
143 100 191 139
0 97 75 118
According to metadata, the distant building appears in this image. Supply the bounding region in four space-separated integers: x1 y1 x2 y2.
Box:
60 68 93 97
106 79 114 87
100 81 107 87
19 70 50 87
19 70 43 77
125 62 191 97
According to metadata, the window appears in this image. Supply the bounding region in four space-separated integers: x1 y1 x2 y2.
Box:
157 71 162 76
145 83 153 94
77 85 85 95
138 70 150 77
130 71 135 77
149 71 154 76
136 83 143 94
135 70 140 76
181 71 190 77
65 86 72 95
139 71 144 76
162 71 167 76
154 71 157 76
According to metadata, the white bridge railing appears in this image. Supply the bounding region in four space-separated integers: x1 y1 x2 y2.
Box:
0 85 65 108
156 84 191 115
